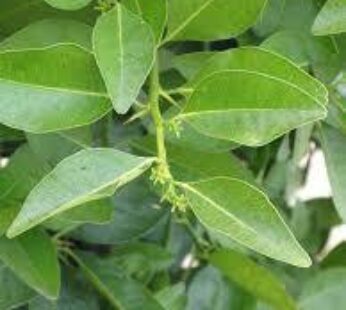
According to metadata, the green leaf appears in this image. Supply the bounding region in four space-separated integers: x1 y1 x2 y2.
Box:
29 268 99 310
27 127 93 167
173 51 215 80
7 149 155 238
0 19 93 51
321 242 346 269
28 128 115 227
134 136 254 184
123 0 167 43
290 199 340 255
0 124 24 142
177 47 327 146
0 263 36 310
93 4 155 114
0 0 97 37
299 268 346 310
254 0 320 37
159 107 236 154
0 44 111 133
187 47 327 104
165 0 267 42
320 125 346 222
0 230 60 299
4 127 113 229
107 243 172 282
312 0 346 36
0 145 51 236
260 30 342 82
47 198 114 228
261 31 310 66
44 0 93 11
210 249 296 310
165 120 236 153
186 266 232 310
155 283 186 310
75 253 164 309
71 177 167 245
178 177 311 267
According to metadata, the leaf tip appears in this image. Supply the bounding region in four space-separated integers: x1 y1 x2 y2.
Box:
291 250 312 268
6 221 25 239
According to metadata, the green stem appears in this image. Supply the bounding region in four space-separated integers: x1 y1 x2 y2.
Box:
148 58 187 212
285 124 314 206
166 87 193 96
53 223 80 242
149 57 171 180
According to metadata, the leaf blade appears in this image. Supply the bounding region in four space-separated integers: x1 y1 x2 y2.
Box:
320 125 346 222
7 149 155 238
0 44 111 133
210 249 297 310
177 47 327 146
44 0 93 11
166 0 267 42
123 0 167 43
178 177 311 267
312 0 346 35
93 4 155 114
0 230 60 299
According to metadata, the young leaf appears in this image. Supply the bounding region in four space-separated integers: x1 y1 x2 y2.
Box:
93 4 155 114
0 230 60 299
0 44 111 133
0 19 93 51
44 0 93 11
123 0 167 43
0 263 36 310
210 249 297 310
320 125 346 222
74 253 164 309
299 268 346 310
312 0 346 36
7 149 155 238
165 0 267 42
176 48 327 146
178 177 311 267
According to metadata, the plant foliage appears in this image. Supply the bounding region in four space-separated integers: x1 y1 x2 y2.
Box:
0 0 345 309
